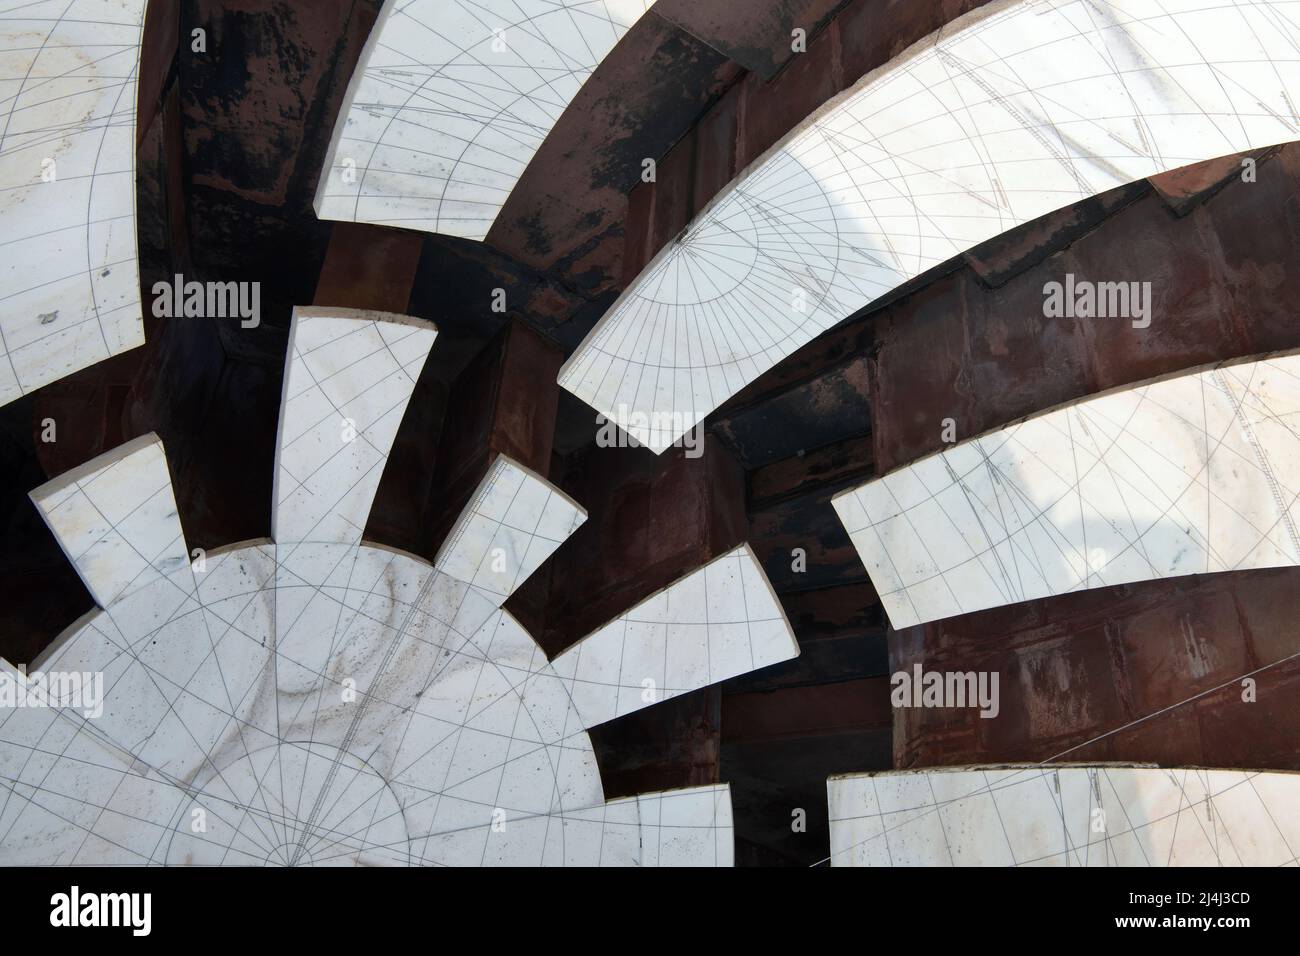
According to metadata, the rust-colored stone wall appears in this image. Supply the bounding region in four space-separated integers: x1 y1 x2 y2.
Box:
892 570 1300 771
869 147 1300 475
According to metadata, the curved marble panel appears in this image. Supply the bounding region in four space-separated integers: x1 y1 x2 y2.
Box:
315 0 652 238
273 307 438 545
833 352 1300 629
0 0 148 406
828 765 1300 866
561 0 1300 452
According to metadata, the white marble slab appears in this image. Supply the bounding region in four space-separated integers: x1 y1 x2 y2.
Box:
434 454 586 600
1 308 786 865
829 766 1300 866
315 0 652 239
552 543 800 728
30 432 192 610
604 784 734 867
0 0 148 406
833 351 1300 628
560 0 1300 452
273 307 437 545
0 677 190 865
